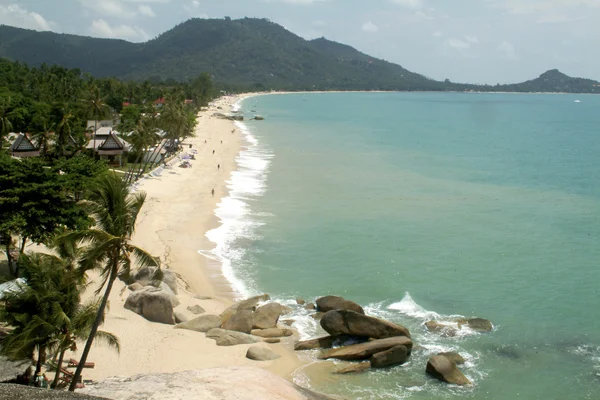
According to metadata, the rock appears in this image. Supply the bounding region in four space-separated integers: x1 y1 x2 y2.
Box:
320 310 411 339
264 338 281 344
370 345 409 368
253 116 265 121
438 352 466 365
253 303 283 329
246 346 280 361
426 355 471 385
295 336 335 351
281 319 295 326
333 362 371 374
304 303 316 310
310 312 324 320
464 318 493 332
296 298 306 305
161 269 178 294
316 296 364 314
128 282 143 291
424 321 457 337
134 266 162 287
251 328 293 338
124 287 175 325
0 384 101 399
222 310 254 334
237 294 270 310
281 305 294 315
319 336 413 361
173 311 188 324
82 366 339 400
194 295 213 300
205 328 227 339
216 331 260 346
174 315 221 332
187 304 205 315
159 282 180 307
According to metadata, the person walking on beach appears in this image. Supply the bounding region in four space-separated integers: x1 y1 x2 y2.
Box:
211 188 214 196
218 164 220 170
212 150 215 154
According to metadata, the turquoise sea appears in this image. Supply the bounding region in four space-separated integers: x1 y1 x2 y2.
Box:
205 92 600 399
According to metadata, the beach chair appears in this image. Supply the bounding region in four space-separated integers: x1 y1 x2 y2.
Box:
67 358 95 369
57 367 85 389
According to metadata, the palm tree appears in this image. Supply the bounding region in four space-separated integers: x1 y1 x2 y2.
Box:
124 115 159 185
54 104 77 157
81 86 110 158
32 119 55 157
0 253 80 377
65 172 158 391
0 96 14 146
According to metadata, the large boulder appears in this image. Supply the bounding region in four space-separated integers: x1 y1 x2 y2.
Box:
161 269 178 294
370 345 409 368
215 331 261 346
426 355 471 385
438 352 466 365
134 266 162 287
425 321 457 337
459 318 493 332
159 282 179 307
237 294 271 311
295 336 335 351
187 304 205 315
316 296 364 314
253 303 283 329
320 310 410 339
333 362 371 374
205 328 227 339
319 336 413 361
173 311 188 324
250 328 293 338
174 315 221 332
222 310 254 334
128 282 143 291
246 346 281 361
124 287 175 325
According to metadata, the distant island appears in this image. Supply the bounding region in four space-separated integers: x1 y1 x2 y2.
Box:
0 18 599 93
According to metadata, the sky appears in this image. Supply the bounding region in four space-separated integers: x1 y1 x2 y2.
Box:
1 0 599 84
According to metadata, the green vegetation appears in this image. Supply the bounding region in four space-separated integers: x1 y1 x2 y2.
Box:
1 18 599 93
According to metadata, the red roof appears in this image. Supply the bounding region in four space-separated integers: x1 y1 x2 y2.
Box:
184 99 193 104
154 98 166 104
122 102 131 107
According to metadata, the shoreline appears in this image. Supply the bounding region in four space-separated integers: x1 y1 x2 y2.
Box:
67 92 305 384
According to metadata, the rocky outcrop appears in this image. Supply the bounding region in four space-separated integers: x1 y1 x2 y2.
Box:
250 328 293 338
438 352 465 365
294 336 335 351
459 318 493 332
174 315 221 332
222 310 254 334
316 296 364 314
161 269 178 294
159 282 179 307
0 384 104 399
81 367 339 400
426 355 471 385
333 362 371 374
237 294 270 310
128 282 143 291
296 298 306 305
424 321 457 337
320 310 410 339
124 287 175 325
187 305 205 315
246 346 280 361
212 113 244 121
264 338 281 344
319 336 413 361
134 266 162 287
173 311 188 324
215 331 261 346
253 303 283 329
369 345 409 368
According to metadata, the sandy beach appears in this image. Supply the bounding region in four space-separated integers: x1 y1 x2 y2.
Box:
67 93 304 383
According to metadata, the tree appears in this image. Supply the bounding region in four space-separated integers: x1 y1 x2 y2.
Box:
0 157 91 276
52 155 108 201
65 173 158 391
81 86 110 158
52 103 80 157
0 95 14 146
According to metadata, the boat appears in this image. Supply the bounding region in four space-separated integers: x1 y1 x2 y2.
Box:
574 100 581 103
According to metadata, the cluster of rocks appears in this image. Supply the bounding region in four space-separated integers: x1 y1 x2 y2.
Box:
212 112 244 121
295 295 479 386
424 318 493 337
124 267 180 325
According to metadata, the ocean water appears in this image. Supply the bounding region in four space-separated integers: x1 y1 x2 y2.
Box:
204 92 600 399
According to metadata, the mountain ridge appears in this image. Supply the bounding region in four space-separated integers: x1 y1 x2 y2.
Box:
0 18 598 93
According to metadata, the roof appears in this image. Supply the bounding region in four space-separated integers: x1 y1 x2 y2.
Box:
154 98 165 104
9 134 39 153
86 120 114 131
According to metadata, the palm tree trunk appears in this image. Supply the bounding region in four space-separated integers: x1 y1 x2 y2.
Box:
5 236 14 277
19 237 27 253
68 264 117 391
35 344 47 376
51 347 67 389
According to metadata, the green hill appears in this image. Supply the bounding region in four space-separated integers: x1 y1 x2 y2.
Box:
0 18 598 93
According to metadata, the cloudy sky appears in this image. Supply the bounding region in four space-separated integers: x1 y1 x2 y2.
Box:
1 0 599 84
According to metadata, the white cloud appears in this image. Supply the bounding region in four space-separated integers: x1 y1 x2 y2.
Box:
465 35 479 44
432 31 443 37
361 21 379 33
192 0 200 8
446 38 471 51
498 40 517 59
262 0 327 4
90 18 149 41
79 0 135 19
486 0 600 15
138 5 156 17
390 0 424 9
0 4 56 31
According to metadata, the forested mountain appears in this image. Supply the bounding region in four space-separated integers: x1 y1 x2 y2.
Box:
1 18 599 93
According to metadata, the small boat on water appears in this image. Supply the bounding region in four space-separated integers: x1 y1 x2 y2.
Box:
574 100 581 103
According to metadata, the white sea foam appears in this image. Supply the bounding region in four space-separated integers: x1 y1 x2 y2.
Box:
198 112 273 299
388 292 441 320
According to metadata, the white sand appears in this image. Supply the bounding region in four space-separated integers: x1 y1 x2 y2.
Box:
67 94 304 383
